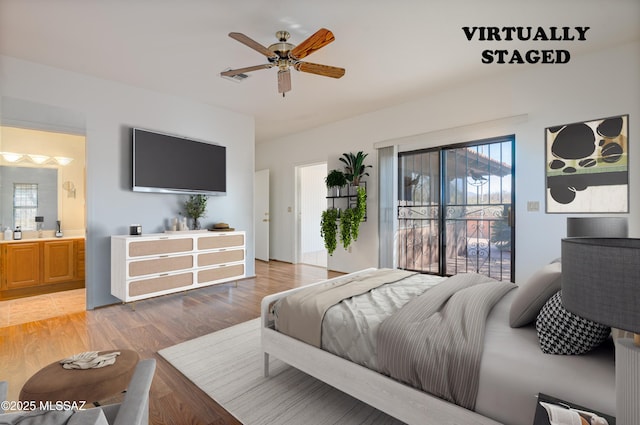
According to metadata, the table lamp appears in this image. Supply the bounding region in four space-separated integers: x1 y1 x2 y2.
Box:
561 237 640 425
566 217 628 238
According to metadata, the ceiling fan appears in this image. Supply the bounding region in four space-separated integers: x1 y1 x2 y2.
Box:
221 28 345 96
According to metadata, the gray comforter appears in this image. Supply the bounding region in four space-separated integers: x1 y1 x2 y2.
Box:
377 273 515 410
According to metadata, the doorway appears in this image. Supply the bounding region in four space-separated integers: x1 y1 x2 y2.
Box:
0 97 87 324
397 136 514 281
296 163 327 267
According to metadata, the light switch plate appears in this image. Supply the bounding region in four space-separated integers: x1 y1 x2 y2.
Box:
527 201 540 212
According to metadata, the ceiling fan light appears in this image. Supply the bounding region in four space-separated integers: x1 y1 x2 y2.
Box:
1 152 23 162
54 156 73 166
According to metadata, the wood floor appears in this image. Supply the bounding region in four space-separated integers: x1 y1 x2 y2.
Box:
0 260 341 425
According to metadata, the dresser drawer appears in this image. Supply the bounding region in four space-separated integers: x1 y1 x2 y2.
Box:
129 238 193 257
129 255 194 277
197 264 244 284
197 234 244 250
197 250 244 267
128 272 193 297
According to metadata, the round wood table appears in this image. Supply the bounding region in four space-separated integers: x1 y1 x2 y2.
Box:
19 349 139 404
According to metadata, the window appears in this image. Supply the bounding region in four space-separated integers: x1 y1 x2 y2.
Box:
14 183 38 230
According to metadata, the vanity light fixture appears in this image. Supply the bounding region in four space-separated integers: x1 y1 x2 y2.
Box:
54 156 73 166
1 152 23 162
0 152 74 166
28 154 50 164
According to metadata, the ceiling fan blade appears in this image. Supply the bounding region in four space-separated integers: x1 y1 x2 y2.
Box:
290 28 335 60
221 64 273 77
294 61 345 79
278 69 292 94
228 32 278 59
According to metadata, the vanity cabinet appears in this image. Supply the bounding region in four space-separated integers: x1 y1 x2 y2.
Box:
3 242 40 289
0 238 86 299
43 239 75 283
111 231 246 303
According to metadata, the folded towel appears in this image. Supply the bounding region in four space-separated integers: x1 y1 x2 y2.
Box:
59 351 120 369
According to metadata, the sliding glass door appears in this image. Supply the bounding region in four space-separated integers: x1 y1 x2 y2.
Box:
397 137 514 281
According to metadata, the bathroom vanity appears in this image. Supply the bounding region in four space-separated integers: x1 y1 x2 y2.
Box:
0 237 85 300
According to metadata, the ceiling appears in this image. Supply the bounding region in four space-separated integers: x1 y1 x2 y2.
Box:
1 0 639 144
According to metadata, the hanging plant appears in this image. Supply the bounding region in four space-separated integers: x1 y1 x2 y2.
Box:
339 151 372 186
351 186 367 241
340 207 354 250
321 208 339 255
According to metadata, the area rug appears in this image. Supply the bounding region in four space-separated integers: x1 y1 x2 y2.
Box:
158 318 403 425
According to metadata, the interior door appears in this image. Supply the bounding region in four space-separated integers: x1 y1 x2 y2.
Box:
254 169 270 262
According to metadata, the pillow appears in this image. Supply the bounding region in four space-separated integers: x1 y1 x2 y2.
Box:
536 291 610 355
509 262 562 327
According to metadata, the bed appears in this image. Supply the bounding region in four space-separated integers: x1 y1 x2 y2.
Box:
260 266 615 425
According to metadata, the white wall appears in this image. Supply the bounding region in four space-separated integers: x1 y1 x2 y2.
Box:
256 40 639 282
0 55 255 308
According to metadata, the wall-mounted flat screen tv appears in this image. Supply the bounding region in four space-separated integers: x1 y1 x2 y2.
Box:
132 128 226 195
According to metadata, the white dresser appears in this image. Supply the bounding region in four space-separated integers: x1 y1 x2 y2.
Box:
111 231 245 303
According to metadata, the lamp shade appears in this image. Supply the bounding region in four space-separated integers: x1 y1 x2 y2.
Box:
561 237 640 333
566 217 628 238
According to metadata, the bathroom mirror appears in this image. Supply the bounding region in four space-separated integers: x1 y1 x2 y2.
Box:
1 97 86 237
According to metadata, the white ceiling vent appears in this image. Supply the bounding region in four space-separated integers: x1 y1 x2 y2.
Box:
221 69 250 83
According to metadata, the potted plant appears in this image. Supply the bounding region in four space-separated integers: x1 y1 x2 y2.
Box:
184 194 208 230
325 169 348 197
320 208 339 255
339 151 372 186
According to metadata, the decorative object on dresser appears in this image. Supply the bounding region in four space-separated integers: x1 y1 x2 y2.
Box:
111 231 245 303
210 222 234 232
561 237 640 425
184 194 208 230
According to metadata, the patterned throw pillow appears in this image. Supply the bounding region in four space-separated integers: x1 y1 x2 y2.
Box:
536 291 610 355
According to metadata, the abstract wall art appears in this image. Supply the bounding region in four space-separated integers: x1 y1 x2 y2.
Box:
545 114 628 213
